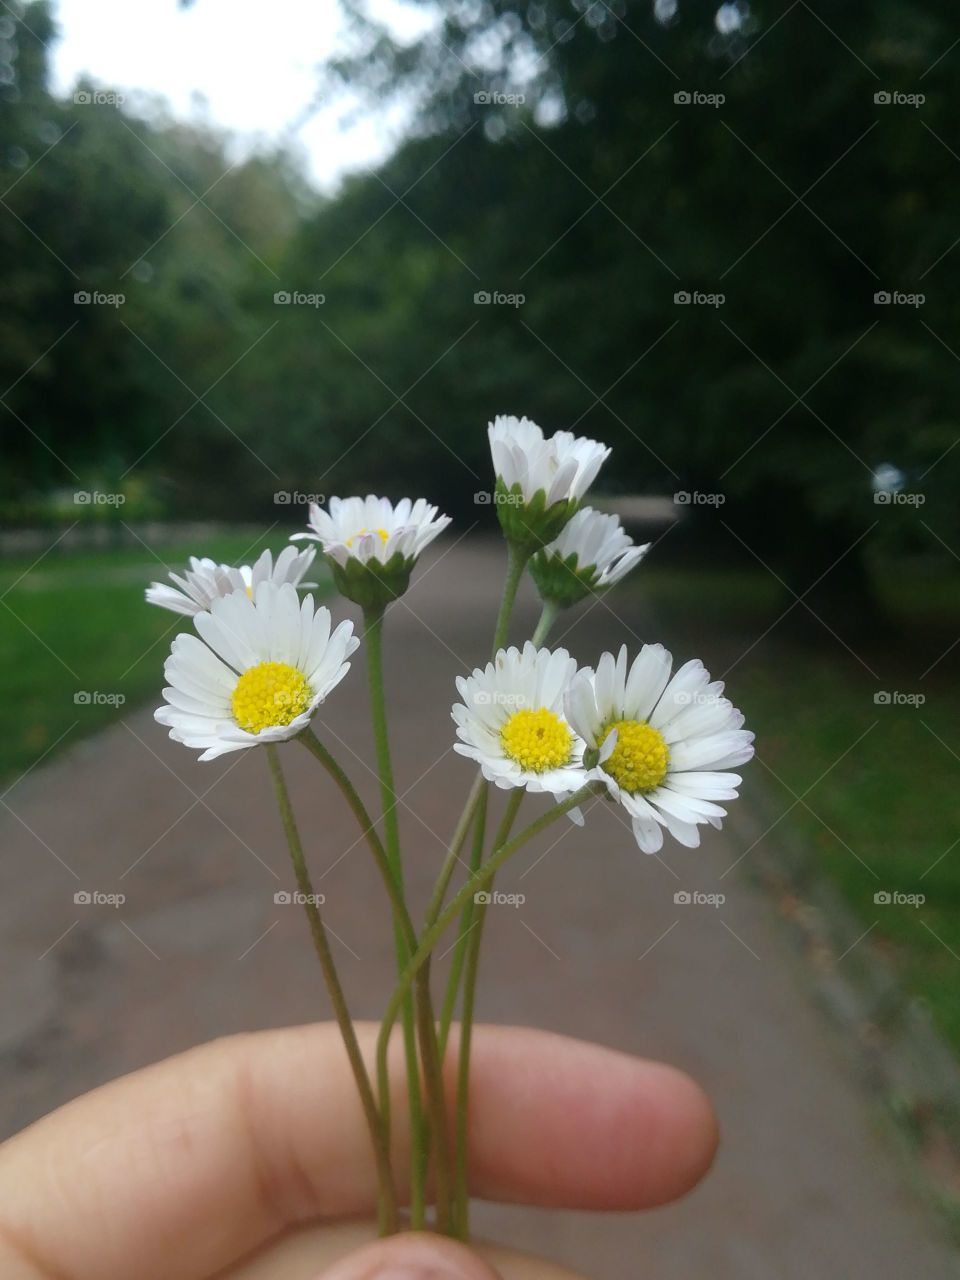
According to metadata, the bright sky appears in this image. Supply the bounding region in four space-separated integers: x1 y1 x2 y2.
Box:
49 0 435 191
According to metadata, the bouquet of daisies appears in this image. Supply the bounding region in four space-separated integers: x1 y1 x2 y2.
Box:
146 415 754 1239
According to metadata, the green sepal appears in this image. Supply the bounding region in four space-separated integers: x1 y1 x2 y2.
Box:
493 476 579 553
327 550 413 609
528 549 601 608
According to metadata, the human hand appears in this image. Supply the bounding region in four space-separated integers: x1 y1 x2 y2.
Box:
0 1023 716 1279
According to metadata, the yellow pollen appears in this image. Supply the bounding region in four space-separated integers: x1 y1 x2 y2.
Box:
346 526 390 548
500 707 572 773
600 718 669 794
231 661 312 735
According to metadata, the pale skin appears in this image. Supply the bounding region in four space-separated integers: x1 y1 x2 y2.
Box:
0 1023 718 1280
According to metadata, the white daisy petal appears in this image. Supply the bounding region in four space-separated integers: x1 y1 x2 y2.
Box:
487 415 610 505
572 646 753 853
295 493 451 574
146 547 316 616
451 644 586 798
155 581 356 760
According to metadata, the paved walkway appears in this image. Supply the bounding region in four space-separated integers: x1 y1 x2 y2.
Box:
1 540 955 1278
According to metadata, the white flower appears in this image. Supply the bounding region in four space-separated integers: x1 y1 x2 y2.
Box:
565 644 754 853
292 495 451 568
548 507 650 586
146 546 317 617
488 415 610 505
452 642 587 796
155 581 358 761
530 507 650 605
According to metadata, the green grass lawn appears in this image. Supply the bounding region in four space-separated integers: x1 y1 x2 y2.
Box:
0 529 330 783
635 561 960 1053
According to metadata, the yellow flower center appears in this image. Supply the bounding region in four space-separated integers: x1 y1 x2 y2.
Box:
500 707 572 773
600 718 670 793
231 661 312 734
346 527 390 548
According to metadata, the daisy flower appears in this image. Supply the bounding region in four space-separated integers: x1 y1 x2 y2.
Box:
452 642 587 796
487 415 611 551
155 581 358 761
565 644 754 853
530 507 651 608
146 546 317 617
488 416 610 506
292 495 451 608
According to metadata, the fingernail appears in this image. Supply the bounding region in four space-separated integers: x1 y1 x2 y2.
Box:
317 1233 500 1280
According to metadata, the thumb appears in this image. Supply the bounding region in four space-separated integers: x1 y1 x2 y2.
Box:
316 1231 503 1280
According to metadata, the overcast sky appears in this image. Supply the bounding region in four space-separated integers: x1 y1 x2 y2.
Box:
49 0 433 190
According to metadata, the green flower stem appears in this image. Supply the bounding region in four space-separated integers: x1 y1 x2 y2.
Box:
362 604 429 1227
299 726 451 1232
531 597 560 647
492 541 530 652
297 729 416 1120
437 783 487 1059
447 596 560 1234
426 772 486 939
437 547 540 1049
375 782 596 1211
265 743 398 1236
451 787 523 1238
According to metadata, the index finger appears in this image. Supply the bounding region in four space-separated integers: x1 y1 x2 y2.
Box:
0 1023 717 1280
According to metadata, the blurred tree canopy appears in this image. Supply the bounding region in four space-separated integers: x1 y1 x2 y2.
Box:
2 0 958 606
